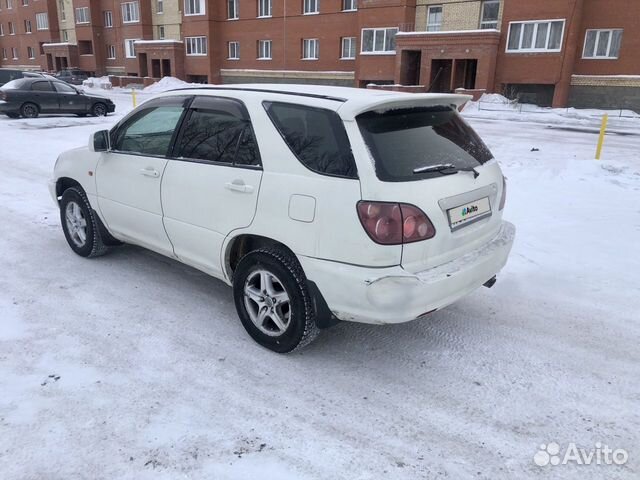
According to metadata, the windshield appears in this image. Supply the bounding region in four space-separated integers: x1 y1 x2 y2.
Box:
357 106 494 182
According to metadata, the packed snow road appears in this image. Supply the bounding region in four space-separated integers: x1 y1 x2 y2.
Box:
1 90 639 480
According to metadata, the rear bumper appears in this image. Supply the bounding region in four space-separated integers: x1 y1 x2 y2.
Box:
0 101 19 113
299 221 516 325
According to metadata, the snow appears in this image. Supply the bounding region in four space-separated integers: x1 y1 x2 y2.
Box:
0 89 639 479
397 29 500 35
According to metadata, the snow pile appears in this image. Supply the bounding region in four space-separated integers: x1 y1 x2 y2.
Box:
143 76 200 93
478 93 513 104
82 76 112 90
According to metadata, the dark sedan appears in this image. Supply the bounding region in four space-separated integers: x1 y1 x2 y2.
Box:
0 78 115 118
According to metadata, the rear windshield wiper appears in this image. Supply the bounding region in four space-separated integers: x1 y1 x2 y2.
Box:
413 163 480 178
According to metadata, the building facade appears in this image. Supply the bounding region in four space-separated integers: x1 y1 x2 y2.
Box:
1 0 638 109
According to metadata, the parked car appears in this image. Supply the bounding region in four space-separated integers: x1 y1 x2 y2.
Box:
50 85 515 352
0 78 115 118
0 68 51 87
55 69 90 85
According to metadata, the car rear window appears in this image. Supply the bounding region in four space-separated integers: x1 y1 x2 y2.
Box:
1 79 27 89
264 101 357 179
357 106 494 182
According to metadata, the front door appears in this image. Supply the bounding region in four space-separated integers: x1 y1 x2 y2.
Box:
52 81 87 113
161 96 263 277
95 96 191 256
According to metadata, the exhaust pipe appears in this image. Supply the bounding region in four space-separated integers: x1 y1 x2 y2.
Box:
483 276 497 289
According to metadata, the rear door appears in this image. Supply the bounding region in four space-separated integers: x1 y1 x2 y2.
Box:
355 105 506 273
161 95 263 277
30 80 59 112
95 95 191 256
52 81 86 113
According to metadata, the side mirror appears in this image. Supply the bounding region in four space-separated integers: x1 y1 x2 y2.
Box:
91 130 110 152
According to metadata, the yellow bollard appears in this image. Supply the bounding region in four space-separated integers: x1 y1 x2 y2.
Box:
595 113 608 160
132 88 137 108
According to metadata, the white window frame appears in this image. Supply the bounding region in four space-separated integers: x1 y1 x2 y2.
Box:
228 41 239 59
12 47 18 59
480 0 500 30
227 0 238 19
302 38 319 60
342 0 356 12
1 48 7 60
35 12 49 30
75 7 90 24
22 0 28 5
124 38 138 58
258 39 272 60
258 0 271 18
185 0 204 16
582 29 623 60
0 24 3 36
63 30 68 41
9 21 15 34
186 36 207 56
104 10 113 27
24 19 31 33
27 46 35 59
121 2 140 24
59 0 66 21
7 0 13 9
341 36 356 59
303 0 318 15
157 0 163 14
158 25 165 39
107 44 116 59
427 5 443 32
360 27 398 55
506 19 566 53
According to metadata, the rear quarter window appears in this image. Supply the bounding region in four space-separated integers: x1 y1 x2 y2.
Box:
264 101 357 179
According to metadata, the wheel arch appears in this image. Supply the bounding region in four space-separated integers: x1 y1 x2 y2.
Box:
55 177 84 203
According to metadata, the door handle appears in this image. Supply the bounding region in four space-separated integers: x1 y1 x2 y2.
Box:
140 168 160 178
225 180 254 193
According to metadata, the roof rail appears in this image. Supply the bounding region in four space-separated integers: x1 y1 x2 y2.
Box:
166 86 348 102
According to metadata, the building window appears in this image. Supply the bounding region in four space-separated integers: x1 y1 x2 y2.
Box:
104 11 113 27
1 48 6 60
22 0 27 5
361 27 398 54
35 12 49 30
341 36 356 59
12 47 18 59
63 30 68 41
185 0 204 16
480 0 499 30
342 0 356 11
125 39 138 58
7 0 12 8
507 20 565 52
27 46 35 59
227 0 238 19
583 29 623 59
107 44 116 59
121 2 140 23
157 0 163 14
0 24 3 36
8 21 14 34
258 39 272 59
75 7 90 24
59 0 66 21
24 19 31 33
302 38 319 59
304 0 318 14
258 0 271 17
158 25 165 39
79 40 93 55
228 41 239 59
427 5 443 32
186 36 207 55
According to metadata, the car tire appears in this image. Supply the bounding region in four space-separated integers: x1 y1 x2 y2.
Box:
91 103 107 117
59 187 109 258
233 248 320 353
20 102 39 119
5 113 19 119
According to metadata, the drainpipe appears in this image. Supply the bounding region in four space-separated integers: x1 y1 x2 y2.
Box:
283 1 287 72
553 0 585 107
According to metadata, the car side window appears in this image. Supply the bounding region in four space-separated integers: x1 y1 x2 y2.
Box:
31 81 54 92
53 82 76 94
112 106 185 157
175 96 261 167
264 101 357 179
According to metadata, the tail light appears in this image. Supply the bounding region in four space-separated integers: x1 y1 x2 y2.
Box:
0 91 6 101
357 201 436 245
499 175 507 211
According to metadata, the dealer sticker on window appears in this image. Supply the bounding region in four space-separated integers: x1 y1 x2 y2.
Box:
448 197 492 231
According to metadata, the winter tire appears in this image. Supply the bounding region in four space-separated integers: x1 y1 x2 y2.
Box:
21 103 39 118
92 103 107 117
233 248 320 353
60 187 109 258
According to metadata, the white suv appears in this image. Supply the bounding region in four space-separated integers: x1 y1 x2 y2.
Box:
50 85 515 352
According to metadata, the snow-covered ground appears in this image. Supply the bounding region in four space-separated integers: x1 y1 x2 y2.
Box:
1 86 639 480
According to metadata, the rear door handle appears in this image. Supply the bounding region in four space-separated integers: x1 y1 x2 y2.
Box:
140 168 160 178
225 180 254 194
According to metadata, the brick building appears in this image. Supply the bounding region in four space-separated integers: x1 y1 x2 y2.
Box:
1 0 638 109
